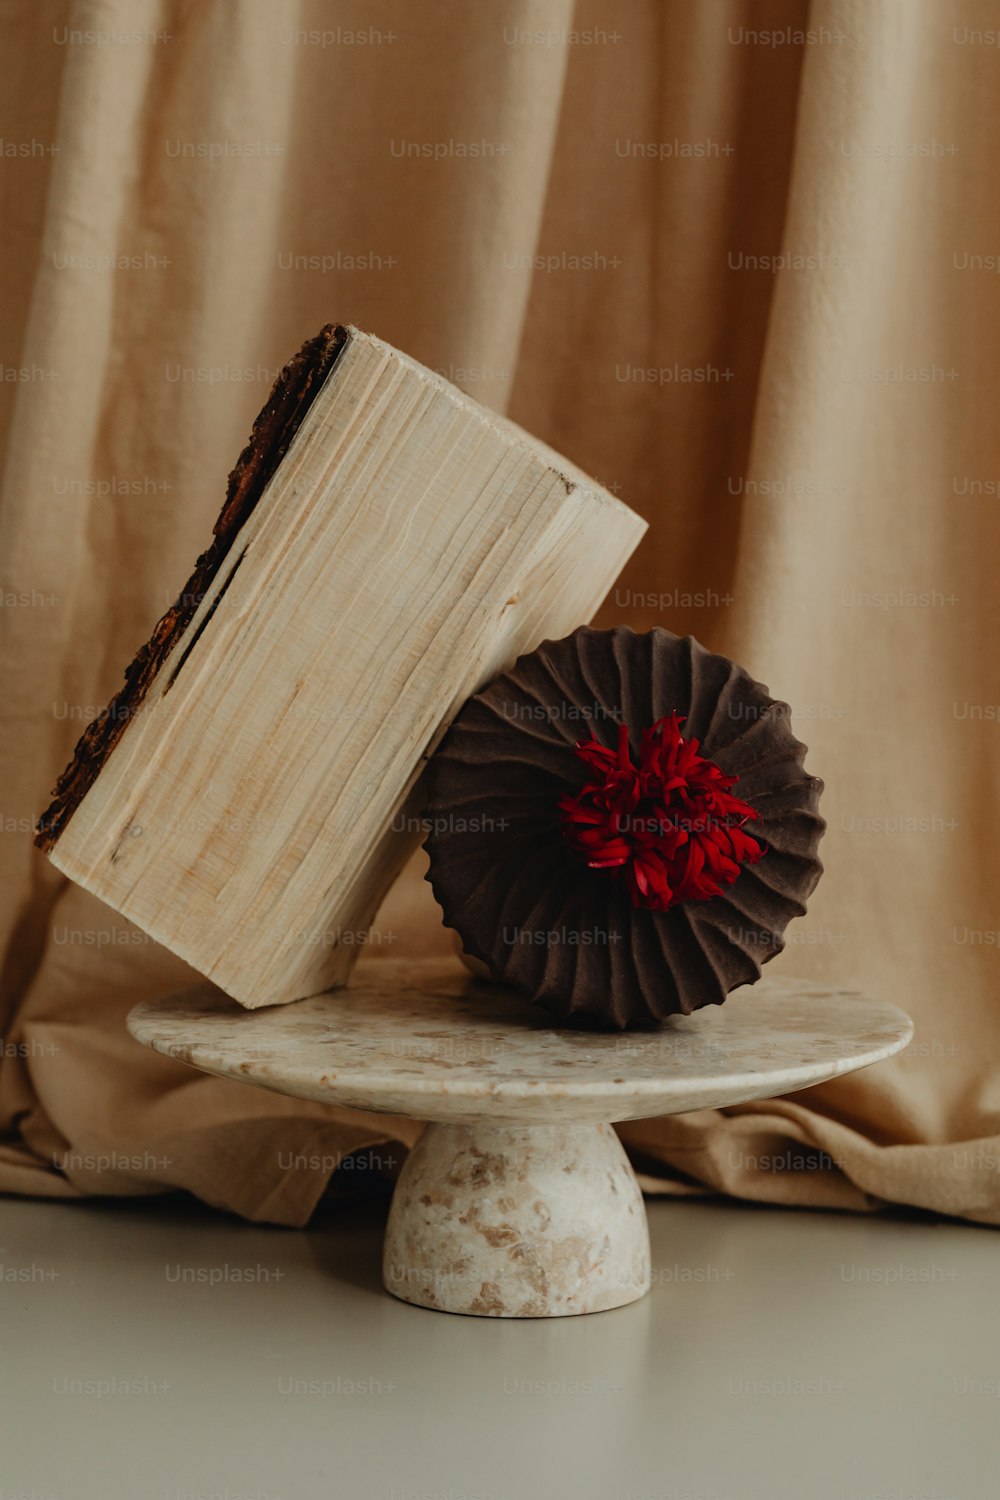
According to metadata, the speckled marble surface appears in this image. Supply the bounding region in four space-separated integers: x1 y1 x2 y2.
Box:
128 957 913 1127
383 1121 651 1317
128 958 911 1317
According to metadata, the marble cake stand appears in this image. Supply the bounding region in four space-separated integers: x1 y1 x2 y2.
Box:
128 958 912 1319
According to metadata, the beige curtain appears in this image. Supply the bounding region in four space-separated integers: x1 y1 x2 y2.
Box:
2 0 998 1225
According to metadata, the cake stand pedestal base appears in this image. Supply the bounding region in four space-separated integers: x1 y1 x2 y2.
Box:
127 957 913 1320
383 1121 649 1317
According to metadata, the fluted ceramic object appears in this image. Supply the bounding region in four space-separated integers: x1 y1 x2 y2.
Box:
424 626 825 1028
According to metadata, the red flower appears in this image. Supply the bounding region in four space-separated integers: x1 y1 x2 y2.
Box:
558 713 764 912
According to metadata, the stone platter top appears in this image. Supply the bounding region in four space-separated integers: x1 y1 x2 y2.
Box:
127 958 913 1126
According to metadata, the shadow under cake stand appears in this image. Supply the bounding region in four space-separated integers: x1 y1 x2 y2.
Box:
128 957 912 1319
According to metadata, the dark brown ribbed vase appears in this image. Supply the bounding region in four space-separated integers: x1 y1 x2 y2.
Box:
423 627 825 1029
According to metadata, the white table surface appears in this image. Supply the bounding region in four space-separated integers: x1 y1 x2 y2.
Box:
1 1190 996 1500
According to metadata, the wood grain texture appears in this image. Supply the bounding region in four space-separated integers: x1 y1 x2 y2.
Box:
42 327 646 1007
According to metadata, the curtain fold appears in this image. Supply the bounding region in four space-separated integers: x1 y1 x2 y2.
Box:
2 0 997 1225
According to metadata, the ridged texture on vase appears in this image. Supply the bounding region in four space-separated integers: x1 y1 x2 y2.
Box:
424 626 825 1029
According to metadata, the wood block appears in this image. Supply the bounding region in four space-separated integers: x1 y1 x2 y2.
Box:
36 324 646 1008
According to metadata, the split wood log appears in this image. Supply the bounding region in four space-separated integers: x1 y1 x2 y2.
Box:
37 325 646 1007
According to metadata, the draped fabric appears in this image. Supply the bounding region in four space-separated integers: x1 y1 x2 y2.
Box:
2 0 998 1224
